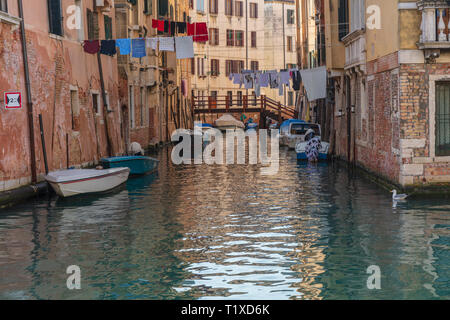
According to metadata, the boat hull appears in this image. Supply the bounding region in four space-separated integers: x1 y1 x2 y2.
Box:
46 168 130 197
101 156 159 175
295 142 330 161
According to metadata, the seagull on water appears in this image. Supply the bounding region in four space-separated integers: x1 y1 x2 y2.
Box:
391 189 408 201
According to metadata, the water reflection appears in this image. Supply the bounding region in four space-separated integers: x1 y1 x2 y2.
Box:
0 148 449 300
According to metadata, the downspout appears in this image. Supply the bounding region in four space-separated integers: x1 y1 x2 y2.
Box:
18 0 37 183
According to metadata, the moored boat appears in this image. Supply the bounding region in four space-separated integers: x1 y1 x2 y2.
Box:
280 120 321 149
101 156 159 175
295 141 330 161
45 167 130 197
214 114 245 131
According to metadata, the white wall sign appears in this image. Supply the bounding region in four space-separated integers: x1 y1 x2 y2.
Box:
4 92 22 109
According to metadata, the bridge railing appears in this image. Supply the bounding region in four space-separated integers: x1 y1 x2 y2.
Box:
192 95 297 124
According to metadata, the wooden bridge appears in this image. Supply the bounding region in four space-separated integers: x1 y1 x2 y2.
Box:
192 95 297 128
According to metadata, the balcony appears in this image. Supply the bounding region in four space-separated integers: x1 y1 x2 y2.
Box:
342 29 366 71
418 1 450 50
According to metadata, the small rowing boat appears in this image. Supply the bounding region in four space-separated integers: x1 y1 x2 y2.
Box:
46 167 130 197
101 156 159 175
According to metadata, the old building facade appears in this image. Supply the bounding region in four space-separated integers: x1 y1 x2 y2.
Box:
0 0 125 192
325 0 450 187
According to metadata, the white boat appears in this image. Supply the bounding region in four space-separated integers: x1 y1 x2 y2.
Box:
295 141 330 161
214 114 245 131
46 167 130 197
280 120 322 149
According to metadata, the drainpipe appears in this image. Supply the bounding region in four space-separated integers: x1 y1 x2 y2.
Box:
18 0 37 183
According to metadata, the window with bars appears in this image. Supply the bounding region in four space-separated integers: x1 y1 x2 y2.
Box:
237 91 243 106
235 1 243 17
209 28 219 45
0 0 8 13
249 3 258 18
209 0 218 14
87 9 99 40
48 0 63 36
288 91 294 106
436 82 450 156
251 31 257 48
210 59 219 76
104 15 113 40
225 0 233 16
235 30 244 47
287 9 295 24
197 57 205 76
159 0 168 16
226 29 234 46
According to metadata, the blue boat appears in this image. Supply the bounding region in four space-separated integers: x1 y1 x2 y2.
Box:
100 156 159 176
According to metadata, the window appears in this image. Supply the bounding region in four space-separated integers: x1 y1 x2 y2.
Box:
237 91 243 106
75 0 84 41
235 30 244 47
350 0 365 33
87 9 99 40
436 82 450 156
287 36 293 52
104 15 112 40
226 60 233 76
140 87 145 127
235 1 243 17
226 60 244 75
211 91 218 102
211 59 219 76
129 86 135 128
288 91 294 106
0 0 8 13
227 91 233 106
48 0 63 36
191 58 195 75
226 29 234 46
70 89 80 131
144 0 152 15
197 0 205 13
225 0 233 16
209 28 219 45
209 0 218 14
159 0 168 16
92 92 100 116
338 0 349 40
249 3 258 18
287 9 295 24
250 61 259 71
251 31 257 48
197 57 205 76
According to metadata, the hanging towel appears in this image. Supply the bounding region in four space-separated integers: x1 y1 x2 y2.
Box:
244 74 253 89
152 19 158 28
280 71 290 88
157 20 165 32
175 36 194 59
260 73 269 87
132 39 146 58
100 40 116 56
300 66 327 101
164 20 170 33
177 22 187 34
233 73 241 85
170 21 176 36
83 40 100 54
193 22 208 42
146 38 158 50
269 72 278 89
159 37 175 51
187 23 195 36
116 38 131 55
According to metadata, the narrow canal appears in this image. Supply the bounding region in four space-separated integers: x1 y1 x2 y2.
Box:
0 147 449 300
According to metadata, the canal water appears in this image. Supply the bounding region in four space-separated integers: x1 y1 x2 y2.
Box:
0 147 449 300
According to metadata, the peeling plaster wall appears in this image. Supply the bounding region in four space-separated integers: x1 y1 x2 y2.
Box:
0 1 124 192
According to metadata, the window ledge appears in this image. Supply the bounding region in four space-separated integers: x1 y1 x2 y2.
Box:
49 33 65 41
0 11 21 25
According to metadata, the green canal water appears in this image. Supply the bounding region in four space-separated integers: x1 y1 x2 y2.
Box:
0 147 449 300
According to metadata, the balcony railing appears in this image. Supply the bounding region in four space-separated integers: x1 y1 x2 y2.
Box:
342 29 366 69
418 1 450 49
